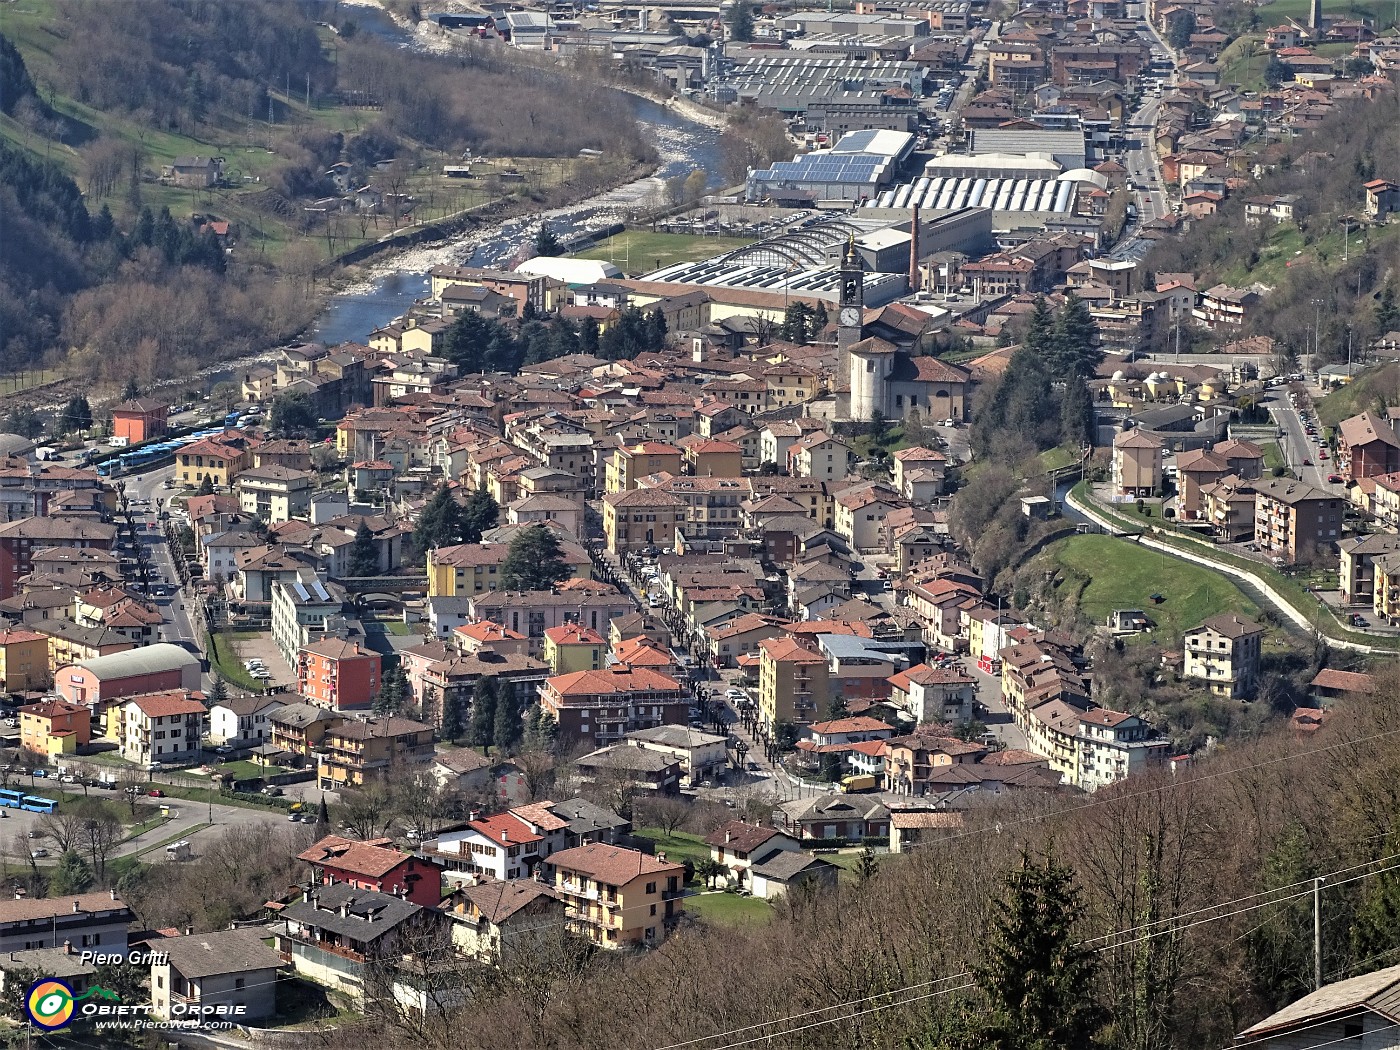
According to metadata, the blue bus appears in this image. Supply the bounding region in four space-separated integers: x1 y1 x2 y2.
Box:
20 796 57 814
0 789 23 809
225 410 240 426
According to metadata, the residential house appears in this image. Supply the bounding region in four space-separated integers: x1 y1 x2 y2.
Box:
316 716 435 789
117 689 207 767
1183 613 1264 698
175 433 253 490
1111 429 1163 497
776 794 890 842
208 695 286 748
1308 667 1375 703
547 843 684 948
445 878 566 965
1252 477 1343 564
236 467 315 526
298 638 381 711
299 834 442 908
749 852 840 900
1234 962 1400 1050
702 821 801 888
1363 179 1399 221
19 698 91 759
604 442 683 494
151 929 283 1023
268 702 344 762
537 667 690 746
542 623 608 675
109 399 168 444
787 433 854 482
1075 709 1169 791
0 628 48 692
1338 533 1400 605
277 884 441 1003
624 725 728 786
0 517 117 600
1193 284 1261 328
886 663 977 723
1337 411 1400 482
574 745 682 795
0 890 133 954
602 488 687 555
758 637 830 730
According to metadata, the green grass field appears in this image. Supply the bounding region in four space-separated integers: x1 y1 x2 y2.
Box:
1052 534 1260 641
1316 363 1398 425
683 891 774 927
633 828 712 868
574 231 755 276
1259 0 1395 26
1263 441 1286 472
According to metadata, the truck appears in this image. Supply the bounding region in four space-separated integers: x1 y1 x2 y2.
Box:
840 774 878 794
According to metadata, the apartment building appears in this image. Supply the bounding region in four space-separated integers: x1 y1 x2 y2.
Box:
316 715 435 789
537 667 690 746
298 638 381 711
757 637 830 731
547 844 684 949
1252 477 1343 564
1183 613 1264 698
1075 710 1169 792
118 689 207 767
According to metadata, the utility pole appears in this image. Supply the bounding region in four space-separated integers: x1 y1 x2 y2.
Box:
1313 875 1326 990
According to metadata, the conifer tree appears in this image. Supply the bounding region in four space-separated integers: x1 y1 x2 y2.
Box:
470 677 498 750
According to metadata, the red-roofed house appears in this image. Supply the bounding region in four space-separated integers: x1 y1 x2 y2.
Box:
1308 667 1375 702
807 716 895 747
887 663 977 723
546 843 684 948
19 698 91 759
298 834 441 907
538 667 690 745
117 689 207 767
758 637 830 729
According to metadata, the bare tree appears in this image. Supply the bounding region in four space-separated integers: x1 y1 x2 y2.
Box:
79 811 123 882
338 779 395 839
634 795 690 835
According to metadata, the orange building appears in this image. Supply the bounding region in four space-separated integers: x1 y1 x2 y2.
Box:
20 698 92 758
297 638 382 710
110 399 169 444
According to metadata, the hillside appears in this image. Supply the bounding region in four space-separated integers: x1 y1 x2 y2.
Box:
0 1 654 389
1144 92 1399 364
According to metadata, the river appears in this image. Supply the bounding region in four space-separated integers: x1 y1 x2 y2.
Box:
311 32 727 347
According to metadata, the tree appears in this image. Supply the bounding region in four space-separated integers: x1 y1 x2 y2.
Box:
196 475 215 496
970 851 1106 1050
534 226 562 257
868 408 891 447
1166 10 1195 49
374 665 409 715
78 809 122 881
1249 823 1320 1009
1376 287 1399 335
1060 373 1095 448
317 795 331 828
348 521 379 576
49 850 95 895
494 685 521 755
3 406 42 439
781 301 811 345
470 677 498 750
694 856 727 888
441 693 465 742
414 484 464 556
1263 54 1288 89
270 391 318 436
1049 293 1102 379
122 376 141 401
853 845 879 886
1351 831 1400 967
500 524 571 591
727 1 754 41
58 396 93 434
460 488 500 545
208 675 228 709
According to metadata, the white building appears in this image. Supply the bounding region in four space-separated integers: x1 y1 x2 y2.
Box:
119 690 207 767
1074 710 1169 792
1183 613 1264 698
624 725 728 787
208 695 286 748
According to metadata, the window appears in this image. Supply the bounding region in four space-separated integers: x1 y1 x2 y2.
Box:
650 903 657 916
646 881 657 894
235 978 246 990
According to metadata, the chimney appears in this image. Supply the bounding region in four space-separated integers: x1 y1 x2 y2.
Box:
185 925 193 936
110 889 117 901
724 830 732 844
72 900 80 914
657 851 666 862
501 828 509 843
62 941 72 955
908 204 921 294
339 903 349 918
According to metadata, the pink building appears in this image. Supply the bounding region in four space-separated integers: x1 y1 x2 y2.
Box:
54 643 203 708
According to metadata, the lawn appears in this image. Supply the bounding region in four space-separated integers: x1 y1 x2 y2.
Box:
574 231 755 275
1261 0 1394 25
1051 533 1260 641
633 828 712 869
1262 441 1286 473
683 891 774 928
206 631 265 691
1039 444 1082 473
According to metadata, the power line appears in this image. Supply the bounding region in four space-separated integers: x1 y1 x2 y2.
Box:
657 853 1400 1050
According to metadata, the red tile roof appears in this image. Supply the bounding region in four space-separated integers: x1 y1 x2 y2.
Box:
298 834 413 878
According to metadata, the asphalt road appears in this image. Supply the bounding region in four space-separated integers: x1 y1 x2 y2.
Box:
1267 385 1345 493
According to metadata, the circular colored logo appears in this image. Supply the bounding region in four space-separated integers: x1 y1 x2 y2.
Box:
27 979 75 1030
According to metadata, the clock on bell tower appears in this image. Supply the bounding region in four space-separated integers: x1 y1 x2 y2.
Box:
837 236 863 353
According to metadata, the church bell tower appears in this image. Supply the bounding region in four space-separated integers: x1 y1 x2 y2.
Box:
837 236 864 356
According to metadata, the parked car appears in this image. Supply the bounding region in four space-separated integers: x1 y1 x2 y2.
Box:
263 786 283 796
30 849 48 859
1303 458 1312 466
148 789 165 798
1328 474 1343 484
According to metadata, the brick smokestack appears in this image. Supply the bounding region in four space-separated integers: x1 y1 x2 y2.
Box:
908 204 921 294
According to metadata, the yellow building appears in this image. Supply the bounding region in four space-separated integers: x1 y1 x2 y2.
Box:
316 715 435 789
176 433 253 489
757 637 829 731
0 629 50 692
602 489 687 555
548 843 684 948
427 538 591 597
682 439 743 479
604 442 683 495
761 362 821 408
542 623 608 675
19 698 91 759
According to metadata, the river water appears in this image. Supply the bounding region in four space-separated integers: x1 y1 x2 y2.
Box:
311 72 726 345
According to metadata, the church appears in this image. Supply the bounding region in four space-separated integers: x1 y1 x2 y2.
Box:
835 238 971 423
